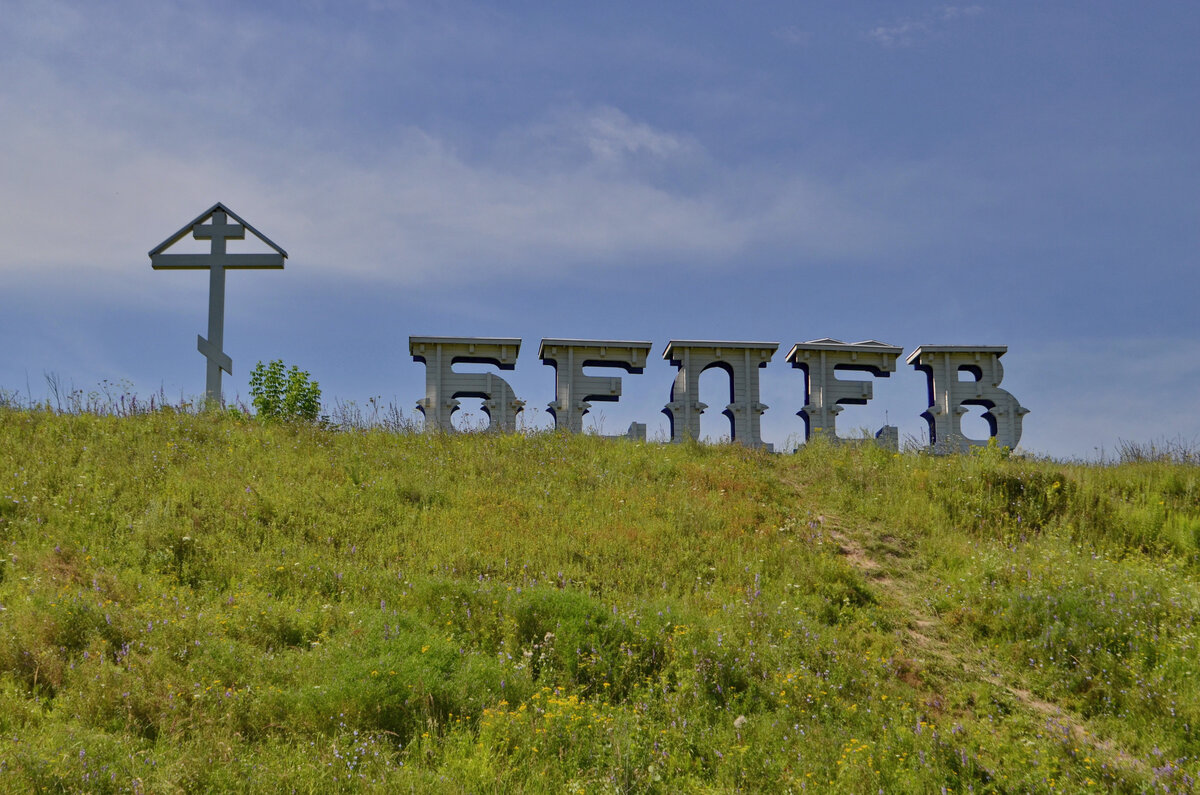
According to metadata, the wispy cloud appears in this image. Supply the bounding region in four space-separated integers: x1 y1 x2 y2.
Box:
1 2 992 298
0 56 900 293
867 5 983 47
575 107 693 161
200 110 899 287
518 105 699 165
0 2 894 292
772 25 813 47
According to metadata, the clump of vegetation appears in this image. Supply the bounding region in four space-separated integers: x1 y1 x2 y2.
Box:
1 406 1199 792
248 359 322 422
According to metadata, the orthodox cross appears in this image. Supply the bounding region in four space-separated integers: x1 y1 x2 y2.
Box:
149 203 286 403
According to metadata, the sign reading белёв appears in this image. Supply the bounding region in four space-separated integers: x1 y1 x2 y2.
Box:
148 205 1027 453
410 337 1029 453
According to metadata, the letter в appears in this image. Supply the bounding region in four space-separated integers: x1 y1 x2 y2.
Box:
907 345 1029 452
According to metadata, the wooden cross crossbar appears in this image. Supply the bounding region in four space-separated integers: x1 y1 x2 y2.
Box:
149 203 286 403
151 253 284 269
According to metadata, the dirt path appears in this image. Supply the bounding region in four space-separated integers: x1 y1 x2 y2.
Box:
817 516 1148 777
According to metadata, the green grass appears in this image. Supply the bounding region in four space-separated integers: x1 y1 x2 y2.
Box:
2 407 1199 792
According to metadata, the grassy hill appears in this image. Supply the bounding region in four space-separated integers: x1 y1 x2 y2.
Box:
2 408 1199 792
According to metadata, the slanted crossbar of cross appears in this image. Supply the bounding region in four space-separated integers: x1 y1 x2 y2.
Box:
150 203 286 403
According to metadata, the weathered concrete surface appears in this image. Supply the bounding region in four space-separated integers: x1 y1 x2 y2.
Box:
786 339 902 447
409 337 524 432
538 339 652 435
907 345 1029 452
662 341 778 449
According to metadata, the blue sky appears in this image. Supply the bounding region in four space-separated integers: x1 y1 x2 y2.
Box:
2 1 1197 458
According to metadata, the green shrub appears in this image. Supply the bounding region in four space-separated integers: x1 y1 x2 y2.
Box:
248 359 322 422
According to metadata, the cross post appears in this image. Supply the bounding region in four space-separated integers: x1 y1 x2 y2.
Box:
150 204 286 405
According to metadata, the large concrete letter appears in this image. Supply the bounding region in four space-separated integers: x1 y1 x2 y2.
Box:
785 339 903 447
661 340 778 449
538 339 653 439
409 337 524 433
907 345 1029 452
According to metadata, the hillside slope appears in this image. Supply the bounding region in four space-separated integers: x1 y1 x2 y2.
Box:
2 409 1199 792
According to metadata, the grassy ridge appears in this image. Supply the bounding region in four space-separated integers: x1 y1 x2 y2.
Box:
1 408 1199 792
